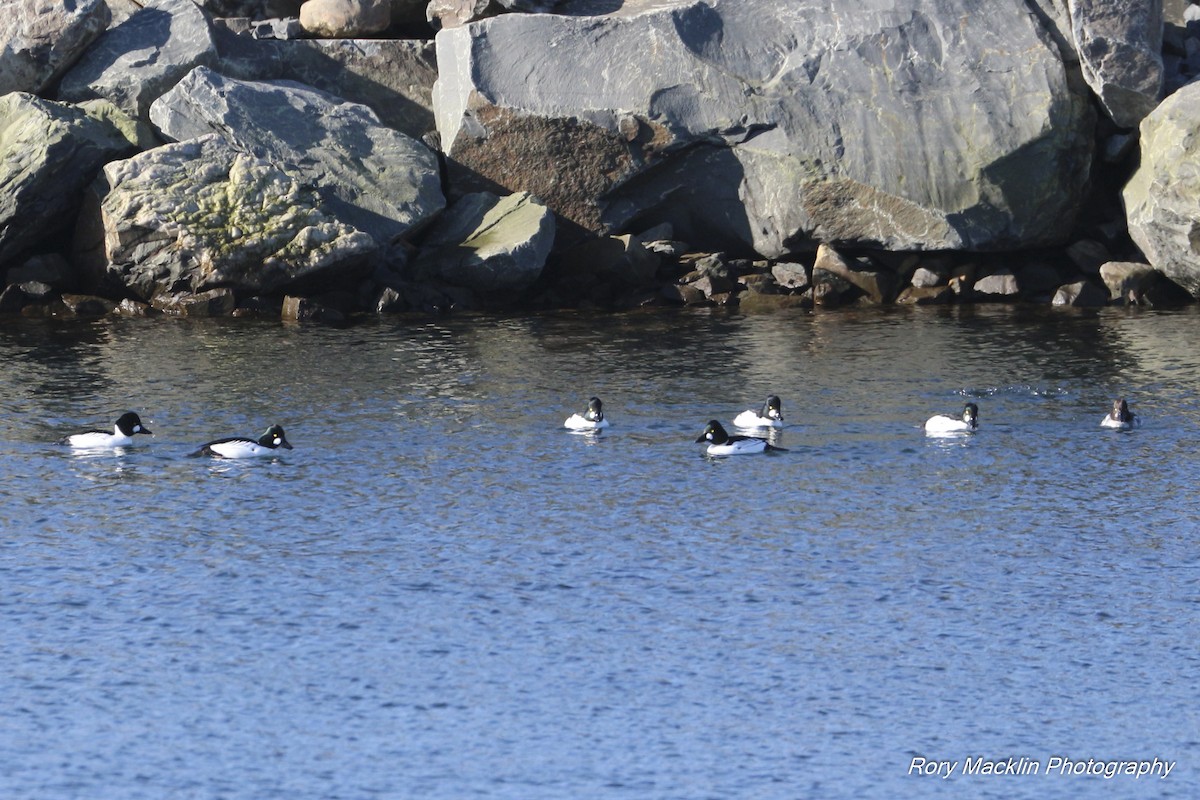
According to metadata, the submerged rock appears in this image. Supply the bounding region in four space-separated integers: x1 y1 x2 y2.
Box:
78 135 378 301
150 67 445 247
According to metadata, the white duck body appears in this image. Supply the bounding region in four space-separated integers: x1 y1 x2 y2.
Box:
195 425 292 458
1100 398 1138 430
733 395 784 429
924 403 978 435
564 397 609 430
696 419 780 456
64 412 152 449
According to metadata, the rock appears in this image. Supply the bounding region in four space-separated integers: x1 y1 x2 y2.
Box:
661 282 708 306
1065 238 1110 274
282 294 346 322
0 0 112 95
557 234 660 294
299 0 390 37
0 284 30 313
78 135 379 300
1123 80 1200 298
972 269 1020 300
57 0 218 120
196 0 300 19
149 67 445 248
6 253 75 290
1098 260 1156 301
279 39 438 139
770 262 809 291
811 244 895 304
896 285 954 305
736 292 810 313
910 264 948 288
433 0 1094 257
1052 280 1109 306
1069 0 1164 128
0 94 139 268
60 293 116 315
150 288 238 316
810 268 857 307
114 297 154 316
739 273 777 295
409 191 554 293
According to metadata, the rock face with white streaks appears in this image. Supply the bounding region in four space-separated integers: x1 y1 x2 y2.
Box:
77 135 379 300
57 0 218 119
0 0 112 95
433 0 1096 258
1068 0 1164 129
149 67 445 247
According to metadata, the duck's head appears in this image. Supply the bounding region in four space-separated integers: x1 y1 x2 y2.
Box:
116 411 152 437
763 395 783 421
962 403 979 426
696 420 730 445
586 397 604 422
1112 398 1132 422
259 424 293 450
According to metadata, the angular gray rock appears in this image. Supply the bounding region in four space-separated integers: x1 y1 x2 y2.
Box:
0 0 112 95
57 0 218 119
1123 80 1200 298
1068 0 1164 129
410 192 554 293
77 134 378 301
433 0 1095 258
150 67 445 247
0 94 138 267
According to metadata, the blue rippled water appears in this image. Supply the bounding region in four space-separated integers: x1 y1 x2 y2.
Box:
0 305 1197 799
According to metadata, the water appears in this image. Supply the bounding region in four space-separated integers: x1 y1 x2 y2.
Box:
0 305 1197 799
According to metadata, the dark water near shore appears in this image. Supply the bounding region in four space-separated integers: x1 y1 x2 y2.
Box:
0 305 1197 799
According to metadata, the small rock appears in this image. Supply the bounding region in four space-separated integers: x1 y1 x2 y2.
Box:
60 293 116 316
972 270 1020 299
771 262 809 290
1052 280 1110 307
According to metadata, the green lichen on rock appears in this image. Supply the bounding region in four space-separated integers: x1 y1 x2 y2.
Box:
98 135 377 298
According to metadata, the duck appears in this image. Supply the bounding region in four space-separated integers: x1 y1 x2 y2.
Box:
733 395 784 429
564 396 609 430
696 419 784 455
62 411 153 449
192 424 293 458
924 402 978 435
1100 398 1139 430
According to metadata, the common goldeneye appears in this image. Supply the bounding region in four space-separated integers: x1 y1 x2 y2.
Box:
564 397 610 430
63 411 153 449
1101 398 1139 430
733 395 784 428
924 402 978 435
696 419 784 455
192 424 293 458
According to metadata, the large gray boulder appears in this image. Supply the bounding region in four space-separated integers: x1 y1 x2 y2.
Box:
433 0 1095 258
410 191 554 293
57 0 217 119
1123 81 1200 298
1068 0 1164 129
0 0 112 95
77 134 378 300
150 66 445 247
0 93 138 267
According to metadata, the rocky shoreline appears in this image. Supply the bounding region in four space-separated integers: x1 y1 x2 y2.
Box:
1 0 1198 321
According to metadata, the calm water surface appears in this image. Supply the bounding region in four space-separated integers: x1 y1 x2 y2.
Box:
0 305 1197 799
